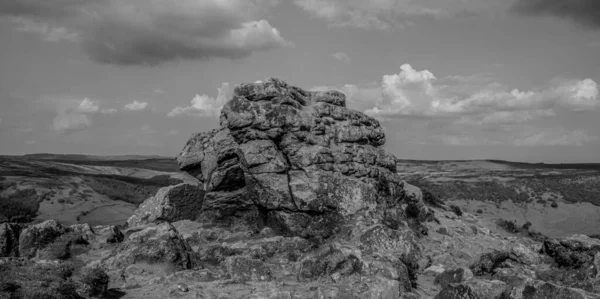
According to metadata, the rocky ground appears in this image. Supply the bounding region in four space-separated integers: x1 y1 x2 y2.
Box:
1 78 600 299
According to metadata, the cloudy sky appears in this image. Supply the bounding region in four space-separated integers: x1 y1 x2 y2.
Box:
0 0 599 162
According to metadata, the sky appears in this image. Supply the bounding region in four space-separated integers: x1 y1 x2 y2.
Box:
0 0 599 162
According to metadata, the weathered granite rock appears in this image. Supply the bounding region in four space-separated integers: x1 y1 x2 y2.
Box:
104 223 195 271
542 234 600 268
225 256 273 282
470 250 511 276
93 225 124 244
509 244 540 266
506 279 600 299
70 223 95 242
435 267 474 289
434 279 509 299
0 223 21 257
178 78 428 237
18 220 67 258
127 183 205 227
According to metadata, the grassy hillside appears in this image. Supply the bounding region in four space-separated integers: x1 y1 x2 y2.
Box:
399 160 600 207
0 156 188 225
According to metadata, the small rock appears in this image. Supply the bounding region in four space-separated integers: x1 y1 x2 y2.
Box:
509 243 540 265
331 272 341 282
177 283 189 292
436 227 450 236
435 279 508 299
226 256 273 282
434 267 473 288
424 265 446 276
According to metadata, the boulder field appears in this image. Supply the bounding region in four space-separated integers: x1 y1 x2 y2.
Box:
1 78 599 299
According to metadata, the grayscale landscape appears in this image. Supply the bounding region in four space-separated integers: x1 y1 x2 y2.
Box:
1 0 600 299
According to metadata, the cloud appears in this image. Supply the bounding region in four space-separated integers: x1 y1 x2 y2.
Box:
100 108 118 114
332 52 350 63
47 97 105 133
168 83 231 117
124 100 148 111
52 112 92 133
75 98 100 113
0 0 291 66
10 17 78 41
354 64 599 121
514 128 598 147
511 0 600 28
293 0 495 30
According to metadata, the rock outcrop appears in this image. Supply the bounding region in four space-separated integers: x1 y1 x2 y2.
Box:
178 78 428 238
18 220 67 258
127 183 205 227
0 223 22 257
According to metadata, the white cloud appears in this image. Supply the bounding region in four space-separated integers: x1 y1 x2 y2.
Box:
100 108 118 114
168 83 231 117
0 0 291 66
293 0 495 30
355 63 599 121
75 98 99 113
332 52 350 63
52 112 92 133
124 100 148 111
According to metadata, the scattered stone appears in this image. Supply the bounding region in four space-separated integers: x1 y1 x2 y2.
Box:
94 225 124 244
470 250 510 276
177 283 189 292
434 279 508 299
507 279 600 299
509 244 540 265
434 267 474 289
225 256 273 282
424 265 446 276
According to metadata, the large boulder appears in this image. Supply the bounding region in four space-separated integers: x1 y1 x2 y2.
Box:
127 183 205 227
105 223 195 271
18 220 67 258
178 78 428 237
0 223 22 257
542 234 600 268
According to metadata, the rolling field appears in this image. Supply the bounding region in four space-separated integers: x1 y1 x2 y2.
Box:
0 156 196 225
399 159 600 237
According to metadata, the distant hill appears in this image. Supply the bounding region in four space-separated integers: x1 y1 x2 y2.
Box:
396 158 600 171
19 153 171 161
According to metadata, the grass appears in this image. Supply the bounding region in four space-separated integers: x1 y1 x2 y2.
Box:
0 261 110 299
44 158 179 172
83 174 182 205
1 158 183 218
408 171 600 207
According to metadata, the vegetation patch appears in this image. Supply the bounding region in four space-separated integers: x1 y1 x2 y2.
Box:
83 174 182 205
0 189 41 223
